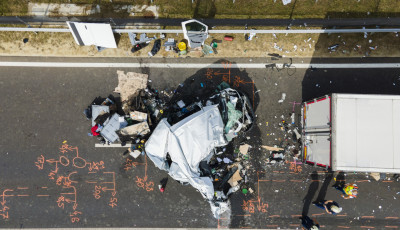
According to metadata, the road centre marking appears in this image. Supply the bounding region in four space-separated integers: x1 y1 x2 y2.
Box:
1 62 400 69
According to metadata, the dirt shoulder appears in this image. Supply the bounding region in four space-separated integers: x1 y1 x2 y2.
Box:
0 27 399 58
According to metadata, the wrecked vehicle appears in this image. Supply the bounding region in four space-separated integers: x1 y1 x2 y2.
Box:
145 87 253 218
84 71 255 218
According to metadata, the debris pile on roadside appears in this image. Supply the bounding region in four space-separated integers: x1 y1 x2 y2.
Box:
83 71 171 152
84 71 255 218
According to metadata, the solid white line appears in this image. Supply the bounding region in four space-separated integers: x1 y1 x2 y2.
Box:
1 62 400 68
95 143 133 148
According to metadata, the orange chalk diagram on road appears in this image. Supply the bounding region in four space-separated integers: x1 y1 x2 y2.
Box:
240 171 269 217
1 142 119 223
123 156 154 192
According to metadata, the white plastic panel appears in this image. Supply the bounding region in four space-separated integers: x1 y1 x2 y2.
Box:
67 22 117 48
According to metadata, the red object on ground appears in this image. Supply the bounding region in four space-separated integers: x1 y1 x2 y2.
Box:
160 187 165 192
224 36 234 41
91 125 100 136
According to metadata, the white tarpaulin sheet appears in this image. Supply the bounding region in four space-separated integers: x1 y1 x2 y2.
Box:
145 105 227 200
332 94 400 173
67 21 117 48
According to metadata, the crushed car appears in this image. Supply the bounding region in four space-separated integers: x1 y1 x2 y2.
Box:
145 86 254 218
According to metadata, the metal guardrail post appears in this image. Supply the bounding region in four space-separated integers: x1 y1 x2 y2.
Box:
15 16 37 34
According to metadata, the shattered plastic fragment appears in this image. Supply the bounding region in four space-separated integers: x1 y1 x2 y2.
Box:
278 93 286 103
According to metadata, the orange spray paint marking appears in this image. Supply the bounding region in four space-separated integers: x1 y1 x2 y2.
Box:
289 161 303 173
34 155 45 170
31 142 119 224
57 196 65 209
361 216 375 219
60 186 78 211
70 210 82 223
93 186 102 199
59 155 70 167
88 161 105 172
0 189 13 220
242 197 267 214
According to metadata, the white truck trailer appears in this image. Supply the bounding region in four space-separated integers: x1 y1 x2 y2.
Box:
301 93 400 173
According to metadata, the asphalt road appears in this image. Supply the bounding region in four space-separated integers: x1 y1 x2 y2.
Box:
0 57 400 229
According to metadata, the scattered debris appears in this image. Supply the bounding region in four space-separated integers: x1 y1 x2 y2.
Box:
164 38 176 51
224 36 234 41
114 71 148 113
328 44 339 52
282 0 292 5
278 93 286 103
148 39 161 56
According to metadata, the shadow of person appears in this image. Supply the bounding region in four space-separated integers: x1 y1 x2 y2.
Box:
315 170 334 203
302 171 319 217
332 171 345 188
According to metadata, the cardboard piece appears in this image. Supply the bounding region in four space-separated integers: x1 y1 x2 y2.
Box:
261 145 284 151
118 121 150 137
228 170 242 187
129 149 141 158
130 111 148 122
370 172 380 181
114 71 148 112
239 144 250 155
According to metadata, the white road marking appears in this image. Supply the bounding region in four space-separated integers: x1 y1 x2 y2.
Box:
1 62 400 68
95 143 133 148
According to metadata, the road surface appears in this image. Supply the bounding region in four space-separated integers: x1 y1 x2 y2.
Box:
0 57 399 229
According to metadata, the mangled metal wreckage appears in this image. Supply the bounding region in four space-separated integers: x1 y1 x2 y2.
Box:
145 88 253 218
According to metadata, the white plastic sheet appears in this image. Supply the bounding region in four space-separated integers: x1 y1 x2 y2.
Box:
67 22 117 48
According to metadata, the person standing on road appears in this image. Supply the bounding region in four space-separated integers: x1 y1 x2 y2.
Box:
334 183 358 199
300 216 320 230
313 200 342 214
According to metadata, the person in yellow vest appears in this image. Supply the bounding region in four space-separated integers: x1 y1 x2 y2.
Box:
334 183 358 199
